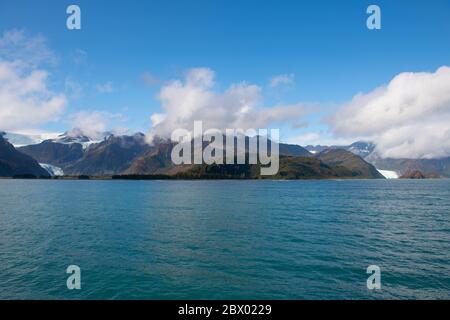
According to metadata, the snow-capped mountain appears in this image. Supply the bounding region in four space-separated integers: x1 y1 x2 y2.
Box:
49 129 112 149
304 145 329 154
17 132 150 176
2 128 112 149
0 134 50 177
304 141 375 158
2 131 61 147
346 141 376 158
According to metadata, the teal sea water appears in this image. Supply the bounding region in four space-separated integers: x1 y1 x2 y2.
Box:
0 179 450 299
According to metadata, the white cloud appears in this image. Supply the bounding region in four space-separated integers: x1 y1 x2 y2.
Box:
68 111 108 138
0 60 67 132
330 66 450 159
148 68 307 141
0 29 57 67
150 113 166 127
68 111 128 139
0 31 66 132
269 73 295 88
96 81 114 93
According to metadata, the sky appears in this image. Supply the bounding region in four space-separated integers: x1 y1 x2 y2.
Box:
0 0 450 158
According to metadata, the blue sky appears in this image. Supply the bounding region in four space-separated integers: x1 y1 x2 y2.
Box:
0 0 450 149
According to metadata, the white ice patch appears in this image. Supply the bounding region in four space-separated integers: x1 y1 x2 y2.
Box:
80 140 102 150
377 169 399 179
40 163 64 176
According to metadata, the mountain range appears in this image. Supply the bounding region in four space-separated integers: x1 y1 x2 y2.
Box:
3 129 448 179
306 141 450 178
365 154 450 178
305 141 376 158
0 130 383 179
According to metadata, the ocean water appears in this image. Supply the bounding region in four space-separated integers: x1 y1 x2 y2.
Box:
0 179 449 300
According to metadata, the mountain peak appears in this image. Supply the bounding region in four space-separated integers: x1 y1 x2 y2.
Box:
0 135 50 177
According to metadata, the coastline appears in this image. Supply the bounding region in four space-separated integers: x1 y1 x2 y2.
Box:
1 175 447 181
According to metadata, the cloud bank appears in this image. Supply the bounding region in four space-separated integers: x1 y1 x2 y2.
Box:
0 30 66 132
330 66 450 159
148 68 306 141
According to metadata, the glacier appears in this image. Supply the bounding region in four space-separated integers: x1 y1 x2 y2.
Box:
377 169 399 179
39 163 64 176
